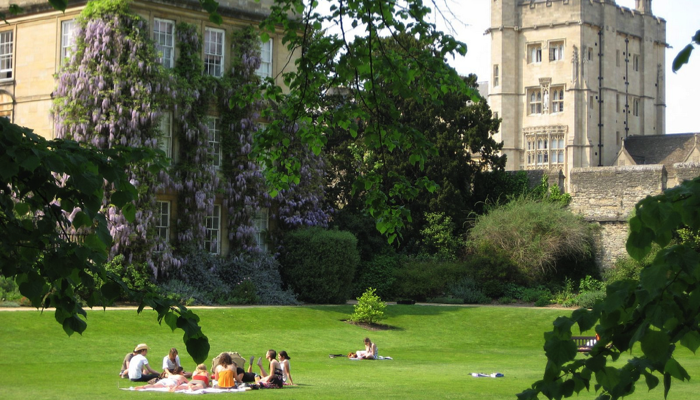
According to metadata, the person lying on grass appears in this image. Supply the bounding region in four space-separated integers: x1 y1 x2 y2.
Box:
256 349 284 389
134 367 188 391
186 364 210 390
234 355 259 385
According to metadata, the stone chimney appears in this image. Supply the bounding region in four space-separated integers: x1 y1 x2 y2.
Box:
635 0 652 14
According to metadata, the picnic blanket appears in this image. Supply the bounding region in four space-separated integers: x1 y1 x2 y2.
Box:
348 356 393 361
121 387 248 394
471 372 504 378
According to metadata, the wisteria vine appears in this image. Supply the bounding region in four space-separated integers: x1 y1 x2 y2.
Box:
52 0 329 277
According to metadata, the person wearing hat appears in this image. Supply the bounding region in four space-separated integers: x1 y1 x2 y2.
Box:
128 344 160 382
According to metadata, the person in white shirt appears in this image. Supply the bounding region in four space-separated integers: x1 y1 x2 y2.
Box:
163 347 191 378
128 343 160 382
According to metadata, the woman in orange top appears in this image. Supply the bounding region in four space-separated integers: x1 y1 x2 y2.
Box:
213 353 236 389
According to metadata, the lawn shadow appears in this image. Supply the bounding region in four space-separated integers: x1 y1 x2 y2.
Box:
307 303 477 320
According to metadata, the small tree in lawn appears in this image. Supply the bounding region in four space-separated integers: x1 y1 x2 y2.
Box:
350 288 387 325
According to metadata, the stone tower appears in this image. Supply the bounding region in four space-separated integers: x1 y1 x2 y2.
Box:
487 0 667 188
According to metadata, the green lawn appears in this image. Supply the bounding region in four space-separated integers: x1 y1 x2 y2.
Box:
0 305 697 399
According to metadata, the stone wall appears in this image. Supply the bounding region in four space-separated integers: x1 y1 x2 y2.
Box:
591 221 629 271
569 165 666 222
669 163 700 187
568 165 666 270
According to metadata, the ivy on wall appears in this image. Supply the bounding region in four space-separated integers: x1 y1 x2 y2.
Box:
52 0 328 274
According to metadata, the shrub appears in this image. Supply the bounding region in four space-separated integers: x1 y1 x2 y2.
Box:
579 275 605 292
602 245 659 284
447 277 490 304
574 290 606 309
352 253 399 299
218 253 298 305
350 287 386 324
229 278 259 305
498 296 515 304
158 279 199 306
392 258 469 301
535 296 551 307
464 249 523 285
468 197 595 283
279 227 360 304
481 280 505 299
419 212 462 260
105 255 157 295
0 276 21 302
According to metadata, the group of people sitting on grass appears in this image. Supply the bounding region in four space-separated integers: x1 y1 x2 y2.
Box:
119 343 294 391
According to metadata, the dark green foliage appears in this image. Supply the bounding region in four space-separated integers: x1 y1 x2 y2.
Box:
447 277 490 304
0 276 21 302
352 253 399 299
464 250 523 285
279 228 360 304
392 258 469 302
573 290 605 309
229 279 259 305
481 280 505 299
219 253 298 305
103 255 156 295
162 251 297 306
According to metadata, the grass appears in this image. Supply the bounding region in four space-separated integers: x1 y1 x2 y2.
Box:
0 305 698 399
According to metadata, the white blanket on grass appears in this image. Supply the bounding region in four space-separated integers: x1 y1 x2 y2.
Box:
349 356 393 361
122 387 247 394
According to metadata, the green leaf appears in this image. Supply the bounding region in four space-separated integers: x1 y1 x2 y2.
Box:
48 0 68 12
544 337 577 367
164 312 179 332
680 330 700 354
121 203 136 224
72 211 92 230
62 314 87 336
20 154 41 172
14 202 30 216
111 190 132 208
185 336 210 364
100 281 122 304
673 44 694 73
83 234 107 253
643 371 659 391
261 32 270 43
641 330 670 363
664 358 690 381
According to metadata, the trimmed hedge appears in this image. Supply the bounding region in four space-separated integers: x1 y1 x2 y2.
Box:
279 227 360 304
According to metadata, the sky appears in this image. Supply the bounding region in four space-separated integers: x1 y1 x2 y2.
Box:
442 0 700 134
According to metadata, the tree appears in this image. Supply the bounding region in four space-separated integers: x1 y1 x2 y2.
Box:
0 118 210 363
518 176 700 400
258 0 478 243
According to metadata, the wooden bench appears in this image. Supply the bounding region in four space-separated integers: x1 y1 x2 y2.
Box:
572 336 597 353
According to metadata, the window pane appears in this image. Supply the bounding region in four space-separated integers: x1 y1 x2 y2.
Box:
0 31 13 80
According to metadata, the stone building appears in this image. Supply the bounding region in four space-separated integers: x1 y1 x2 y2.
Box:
487 0 667 188
0 0 293 139
0 0 311 258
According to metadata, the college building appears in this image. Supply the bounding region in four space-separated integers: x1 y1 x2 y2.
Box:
0 0 308 258
487 0 667 187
